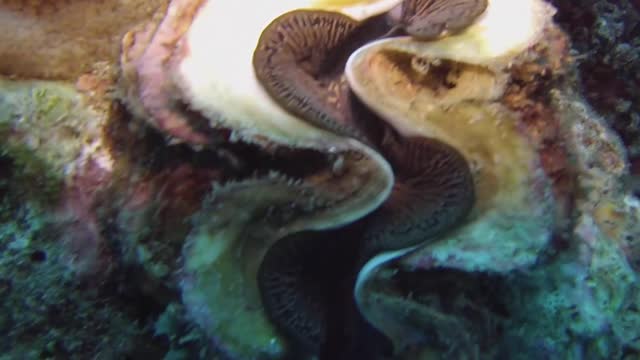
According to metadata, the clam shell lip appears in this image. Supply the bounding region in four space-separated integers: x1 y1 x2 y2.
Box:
344 0 553 68
178 2 340 148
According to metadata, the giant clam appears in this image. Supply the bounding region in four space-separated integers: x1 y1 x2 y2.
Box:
120 0 560 358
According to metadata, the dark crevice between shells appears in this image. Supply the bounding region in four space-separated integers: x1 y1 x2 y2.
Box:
328 309 394 360
169 99 227 145
117 99 346 185
257 228 362 358
362 129 475 256
320 222 394 360
253 10 392 146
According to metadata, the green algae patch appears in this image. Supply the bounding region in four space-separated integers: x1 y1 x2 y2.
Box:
0 138 63 205
183 240 286 358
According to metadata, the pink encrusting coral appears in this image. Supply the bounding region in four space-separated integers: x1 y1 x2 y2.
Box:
120 0 211 145
55 158 114 278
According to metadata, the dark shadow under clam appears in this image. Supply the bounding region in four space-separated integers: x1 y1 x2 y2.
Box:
389 0 488 40
363 129 475 254
253 10 391 144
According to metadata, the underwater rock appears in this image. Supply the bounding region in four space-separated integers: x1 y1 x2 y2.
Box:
0 79 116 280
0 72 243 357
493 91 640 359
550 0 640 166
0 78 168 358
